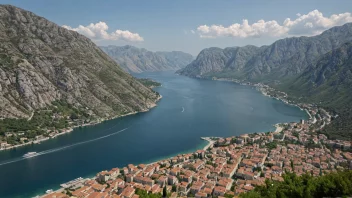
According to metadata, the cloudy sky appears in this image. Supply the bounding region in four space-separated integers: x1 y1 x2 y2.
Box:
2 0 352 55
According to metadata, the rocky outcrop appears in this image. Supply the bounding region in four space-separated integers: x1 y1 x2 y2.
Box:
100 45 193 73
0 5 159 119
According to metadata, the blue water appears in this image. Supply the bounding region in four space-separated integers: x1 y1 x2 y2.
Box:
0 71 308 197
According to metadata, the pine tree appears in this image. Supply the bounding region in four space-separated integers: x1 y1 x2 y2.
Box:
163 185 167 197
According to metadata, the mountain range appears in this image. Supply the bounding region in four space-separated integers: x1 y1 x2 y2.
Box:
0 5 159 119
178 23 352 82
100 45 193 73
178 23 352 140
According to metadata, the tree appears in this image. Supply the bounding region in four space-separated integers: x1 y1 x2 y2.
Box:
163 186 167 197
172 185 177 192
239 170 352 198
70 112 78 120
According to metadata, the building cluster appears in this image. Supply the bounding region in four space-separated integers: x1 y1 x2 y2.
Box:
42 103 351 198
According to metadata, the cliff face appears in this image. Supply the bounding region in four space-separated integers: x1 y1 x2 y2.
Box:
100 45 193 73
0 5 159 119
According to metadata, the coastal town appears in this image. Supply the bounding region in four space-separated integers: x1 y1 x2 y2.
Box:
41 100 352 198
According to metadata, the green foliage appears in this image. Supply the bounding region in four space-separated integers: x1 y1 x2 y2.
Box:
172 185 177 192
135 189 162 198
265 142 277 150
239 170 352 198
163 185 167 197
253 167 262 172
224 193 235 198
137 78 161 88
0 100 91 143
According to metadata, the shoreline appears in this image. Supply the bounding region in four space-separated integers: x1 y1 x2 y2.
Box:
32 76 339 198
35 136 214 197
0 95 162 152
213 77 319 122
31 77 329 198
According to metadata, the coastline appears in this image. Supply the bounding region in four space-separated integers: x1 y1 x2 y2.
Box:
0 95 163 152
213 77 318 122
211 77 333 138
35 136 213 197
30 77 332 198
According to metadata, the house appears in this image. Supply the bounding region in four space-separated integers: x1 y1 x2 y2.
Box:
217 178 233 190
87 192 109 198
178 181 189 195
42 192 69 198
120 186 135 198
108 168 120 179
213 186 226 197
168 175 178 185
98 171 110 182
195 192 208 198
195 150 205 159
157 176 168 187
133 176 154 186
190 181 204 195
138 164 146 170
126 174 133 183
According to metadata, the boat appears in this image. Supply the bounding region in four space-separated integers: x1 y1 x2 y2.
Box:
23 152 38 158
46 189 53 194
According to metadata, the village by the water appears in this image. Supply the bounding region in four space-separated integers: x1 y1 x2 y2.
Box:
40 84 352 198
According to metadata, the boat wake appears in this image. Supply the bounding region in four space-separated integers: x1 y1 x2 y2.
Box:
0 128 128 166
181 107 185 113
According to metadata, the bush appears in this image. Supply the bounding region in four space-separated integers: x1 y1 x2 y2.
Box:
240 170 352 198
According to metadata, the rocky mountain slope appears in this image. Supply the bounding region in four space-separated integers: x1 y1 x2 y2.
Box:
178 23 352 82
179 45 261 77
100 45 193 73
286 42 352 108
282 42 352 139
0 5 159 119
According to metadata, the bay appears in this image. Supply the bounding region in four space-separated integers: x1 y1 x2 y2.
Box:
0 71 308 197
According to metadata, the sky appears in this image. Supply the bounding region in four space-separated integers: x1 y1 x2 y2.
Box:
1 0 352 55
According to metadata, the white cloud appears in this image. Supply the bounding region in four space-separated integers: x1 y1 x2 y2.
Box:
63 21 144 42
196 10 352 38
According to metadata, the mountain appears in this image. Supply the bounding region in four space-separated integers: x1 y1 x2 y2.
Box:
178 23 352 82
179 45 261 77
286 42 352 108
0 5 159 119
282 42 352 139
178 23 352 140
100 45 193 73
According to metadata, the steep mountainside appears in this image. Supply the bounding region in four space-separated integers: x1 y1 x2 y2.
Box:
100 45 193 73
282 42 352 139
286 42 352 108
0 5 159 119
178 23 352 82
179 23 352 139
179 45 261 77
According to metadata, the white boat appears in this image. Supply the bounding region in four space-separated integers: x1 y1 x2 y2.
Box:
23 152 38 158
46 189 53 194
